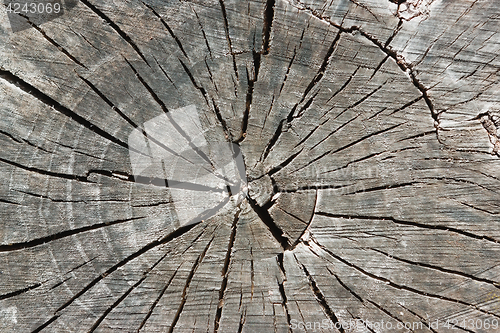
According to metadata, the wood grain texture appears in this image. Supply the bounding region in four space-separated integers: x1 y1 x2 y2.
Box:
1 0 500 332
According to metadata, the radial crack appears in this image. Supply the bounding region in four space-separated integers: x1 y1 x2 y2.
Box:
168 236 214 333
30 222 201 333
0 217 145 252
308 237 500 319
247 196 291 250
315 212 500 245
0 70 130 151
88 246 180 333
0 282 43 301
371 248 500 289
14 12 86 68
262 28 342 161
142 1 189 59
292 123 403 174
80 0 150 66
137 264 181 332
295 255 345 333
218 0 238 78
214 209 241 333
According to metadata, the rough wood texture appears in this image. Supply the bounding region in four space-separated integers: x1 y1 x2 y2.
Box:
1 0 500 332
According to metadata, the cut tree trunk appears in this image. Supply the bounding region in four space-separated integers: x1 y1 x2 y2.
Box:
1 0 500 332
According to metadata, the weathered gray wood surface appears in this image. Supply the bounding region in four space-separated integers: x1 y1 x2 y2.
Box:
1 0 500 332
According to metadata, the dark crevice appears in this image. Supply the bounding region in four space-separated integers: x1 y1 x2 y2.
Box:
0 70 130 151
15 189 130 203
341 181 422 195
80 0 150 66
126 59 232 184
397 304 439 333
308 237 500 319
168 236 214 333
315 212 500 245
294 91 320 120
260 93 275 132
398 303 438 333
218 0 239 79
214 209 241 333
328 269 363 303
49 277 71 291
154 57 177 88
250 248 255 299
66 256 99 275
137 265 181 332
292 123 403 174
205 60 219 94
178 59 210 107
332 80 389 121
267 149 303 176
236 310 247 333
236 51 261 143
295 256 345 333
290 190 318 249
371 248 500 289
321 152 382 175
366 299 413 332
293 2 438 125
303 30 342 100
142 2 189 59
86 168 225 192
45 138 111 161
325 66 360 104
0 198 20 205
0 156 92 183
0 129 53 154
369 55 389 81
15 12 86 68
262 29 342 161
384 18 403 48
191 6 213 59
397 130 436 142
32 315 60 333
0 129 22 143
262 0 276 54
261 119 285 160
458 201 498 215
365 107 388 121
124 58 169 113
309 114 359 151
389 95 424 115
292 117 330 149
275 183 352 193
88 245 176 333
78 74 141 129
31 222 201 333
132 201 172 207
0 217 145 252
278 48 297 97
212 98 232 141
276 276 292 332
136 227 208 331
0 282 42 301
247 196 290 250
178 59 233 141
425 176 499 195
